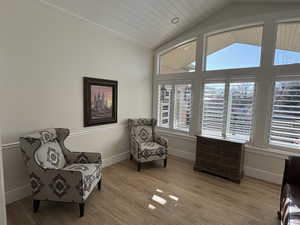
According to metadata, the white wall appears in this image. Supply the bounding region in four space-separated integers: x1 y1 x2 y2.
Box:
155 3 300 185
0 0 153 204
0 131 7 225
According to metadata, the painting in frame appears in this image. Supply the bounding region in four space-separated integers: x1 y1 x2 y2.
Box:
84 77 118 127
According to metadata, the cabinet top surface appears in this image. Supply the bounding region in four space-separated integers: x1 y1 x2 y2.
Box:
196 135 247 144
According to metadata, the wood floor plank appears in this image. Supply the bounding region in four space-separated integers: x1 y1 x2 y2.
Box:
6 156 281 225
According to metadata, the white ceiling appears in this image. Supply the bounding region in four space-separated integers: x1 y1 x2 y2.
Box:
40 0 300 49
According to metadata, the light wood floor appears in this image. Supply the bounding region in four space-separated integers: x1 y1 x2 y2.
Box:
6 156 281 225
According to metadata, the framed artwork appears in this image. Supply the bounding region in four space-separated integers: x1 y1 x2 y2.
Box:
83 77 118 127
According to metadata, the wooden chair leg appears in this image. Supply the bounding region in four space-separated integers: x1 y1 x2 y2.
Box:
98 179 102 191
79 203 85 217
130 154 133 160
164 158 167 168
277 210 281 220
137 162 141 172
33 200 40 213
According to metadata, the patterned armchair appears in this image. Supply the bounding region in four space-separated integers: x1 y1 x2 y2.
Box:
19 128 102 217
128 119 168 171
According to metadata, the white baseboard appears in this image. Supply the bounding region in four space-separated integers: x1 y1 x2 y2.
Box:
168 147 283 185
5 184 31 205
168 147 195 161
5 150 130 205
102 151 129 168
244 166 282 185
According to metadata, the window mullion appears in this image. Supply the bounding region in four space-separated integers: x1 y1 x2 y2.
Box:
170 85 175 129
222 81 230 138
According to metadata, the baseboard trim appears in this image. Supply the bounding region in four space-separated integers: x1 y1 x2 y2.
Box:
168 147 283 185
244 166 282 185
5 184 31 205
102 151 130 168
168 147 195 161
5 150 129 205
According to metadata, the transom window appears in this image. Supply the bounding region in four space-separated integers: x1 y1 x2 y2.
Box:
159 40 196 75
205 25 263 71
202 81 255 142
274 21 300 66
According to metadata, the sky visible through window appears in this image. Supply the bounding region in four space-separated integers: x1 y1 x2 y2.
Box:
206 43 261 70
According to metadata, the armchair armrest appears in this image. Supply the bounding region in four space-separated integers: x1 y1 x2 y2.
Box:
285 156 300 186
31 168 85 202
65 151 102 165
155 135 168 148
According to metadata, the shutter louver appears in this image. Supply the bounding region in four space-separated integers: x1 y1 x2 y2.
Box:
157 85 173 128
202 83 225 137
174 84 192 132
227 82 255 141
270 80 300 148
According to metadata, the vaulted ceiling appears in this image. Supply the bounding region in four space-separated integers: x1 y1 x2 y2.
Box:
40 0 300 49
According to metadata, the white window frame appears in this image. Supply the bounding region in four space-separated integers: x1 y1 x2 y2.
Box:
267 75 300 153
200 79 256 143
153 12 300 154
203 23 264 72
156 80 193 134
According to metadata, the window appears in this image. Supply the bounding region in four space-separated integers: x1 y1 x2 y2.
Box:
202 83 225 137
202 81 255 141
157 85 173 128
269 80 300 149
274 22 300 66
174 84 192 132
205 25 263 71
227 82 255 141
159 40 196 74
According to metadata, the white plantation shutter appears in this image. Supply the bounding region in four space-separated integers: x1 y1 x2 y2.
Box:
202 83 225 137
227 82 255 141
157 85 173 128
270 80 300 149
174 84 192 132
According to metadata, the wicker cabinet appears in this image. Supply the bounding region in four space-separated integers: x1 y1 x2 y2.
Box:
194 135 245 183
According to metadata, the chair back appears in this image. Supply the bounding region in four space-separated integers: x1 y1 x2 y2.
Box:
20 129 67 170
128 119 157 143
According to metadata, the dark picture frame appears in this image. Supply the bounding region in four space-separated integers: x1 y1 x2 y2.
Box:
84 77 118 127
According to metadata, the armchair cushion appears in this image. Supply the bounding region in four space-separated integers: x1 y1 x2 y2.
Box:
139 142 166 161
35 140 66 169
64 163 101 200
134 126 153 143
64 152 102 165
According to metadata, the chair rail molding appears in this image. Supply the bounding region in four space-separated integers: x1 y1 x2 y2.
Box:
1 123 128 151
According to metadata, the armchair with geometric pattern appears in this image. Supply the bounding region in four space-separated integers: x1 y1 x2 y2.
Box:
19 128 102 217
128 119 168 171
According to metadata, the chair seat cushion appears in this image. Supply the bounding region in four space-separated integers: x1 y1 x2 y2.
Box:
64 163 101 200
140 142 166 160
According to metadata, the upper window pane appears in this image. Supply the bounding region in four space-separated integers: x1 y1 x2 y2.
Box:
174 84 192 132
269 80 300 149
159 41 196 74
205 26 263 71
274 22 300 66
157 84 173 128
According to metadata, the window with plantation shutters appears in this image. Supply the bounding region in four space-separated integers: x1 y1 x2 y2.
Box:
202 81 255 141
174 84 192 132
157 85 173 128
227 82 255 141
269 80 300 149
202 83 225 137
